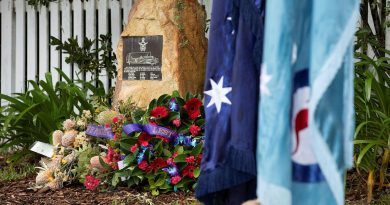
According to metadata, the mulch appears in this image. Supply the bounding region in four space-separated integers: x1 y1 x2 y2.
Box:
0 164 388 205
0 176 198 205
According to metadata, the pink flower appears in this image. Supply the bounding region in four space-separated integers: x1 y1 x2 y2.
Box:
171 176 182 185
112 116 119 123
130 144 138 153
167 158 175 165
189 125 201 136
84 175 100 190
185 156 195 164
172 119 181 127
172 152 179 158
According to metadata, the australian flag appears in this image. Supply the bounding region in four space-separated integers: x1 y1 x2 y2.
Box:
257 0 358 205
195 0 265 204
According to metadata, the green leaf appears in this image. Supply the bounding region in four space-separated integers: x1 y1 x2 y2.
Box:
163 149 172 157
123 152 138 166
168 112 180 122
151 189 159 196
172 90 180 98
174 154 187 163
365 75 372 101
357 143 376 165
194 168 200 178
190 143 203 156
174 146 184 154
112 173 120 187
155 175 166 187
99 156 112 170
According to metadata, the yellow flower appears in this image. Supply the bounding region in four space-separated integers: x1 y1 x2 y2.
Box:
61 159 68 164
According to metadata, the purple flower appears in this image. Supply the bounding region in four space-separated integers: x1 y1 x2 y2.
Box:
163 166 179 176
169 98 179 112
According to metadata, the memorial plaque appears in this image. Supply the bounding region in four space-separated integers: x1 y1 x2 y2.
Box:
122 36 163 80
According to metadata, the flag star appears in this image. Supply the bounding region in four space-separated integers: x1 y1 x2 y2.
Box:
260 64 272 96
204 76 232 113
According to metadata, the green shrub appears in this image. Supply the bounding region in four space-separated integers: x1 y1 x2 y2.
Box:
353 1 390 202
0 69 107 161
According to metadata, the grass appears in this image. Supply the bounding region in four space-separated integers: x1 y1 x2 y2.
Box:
0 163 35 182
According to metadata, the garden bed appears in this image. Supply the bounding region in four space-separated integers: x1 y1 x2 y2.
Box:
0 176 198 205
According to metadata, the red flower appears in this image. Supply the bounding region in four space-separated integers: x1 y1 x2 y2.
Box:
150 157 168 172
172 118 181 127
189 125 201 136
150 106 169 118
182 165 195 178
156 135 169 143
149 121 158 126
105 124 110 128
112 116 119 123
167 158 175 165
184 98 202 120
138 160 149 171
185 156 195 164
171 176 182 185
130 144 138 153
138 133 152 147
111 163 119 170
84 175 100 190
197 154 203 164
106 146 121 168
113 134 121 141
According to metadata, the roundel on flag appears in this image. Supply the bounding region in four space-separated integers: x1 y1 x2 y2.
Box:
291 69 325 183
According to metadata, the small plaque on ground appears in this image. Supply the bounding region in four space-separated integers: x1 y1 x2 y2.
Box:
122 35 163 80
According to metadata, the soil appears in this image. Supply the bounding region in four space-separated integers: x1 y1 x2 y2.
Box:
345 169 390 205
0 163 388 205
0 176 199 205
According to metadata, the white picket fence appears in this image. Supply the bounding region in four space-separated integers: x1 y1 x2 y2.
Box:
0 0 134 100
0 0 212 104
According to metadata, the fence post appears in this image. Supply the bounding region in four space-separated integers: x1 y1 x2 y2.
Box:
98 0 109 92
15 0 26 93
110 0 121 87
26 4 38 86
50 2 61 84
73 0 84 81
85 0 97 88
39 5 50 81
61 0 72 79
1 0 15 103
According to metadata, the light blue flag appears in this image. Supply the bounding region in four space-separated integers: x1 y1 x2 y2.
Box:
257 0 358 205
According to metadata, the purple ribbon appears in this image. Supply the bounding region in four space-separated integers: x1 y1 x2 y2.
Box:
86 123 178 141
123 124 178 141
86 125 115 139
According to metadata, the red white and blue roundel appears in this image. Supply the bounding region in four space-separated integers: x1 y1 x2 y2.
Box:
291 69 324 183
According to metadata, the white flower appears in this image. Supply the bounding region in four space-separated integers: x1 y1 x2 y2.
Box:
82 110 92 119
76 119 86 129
74 132 89 148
